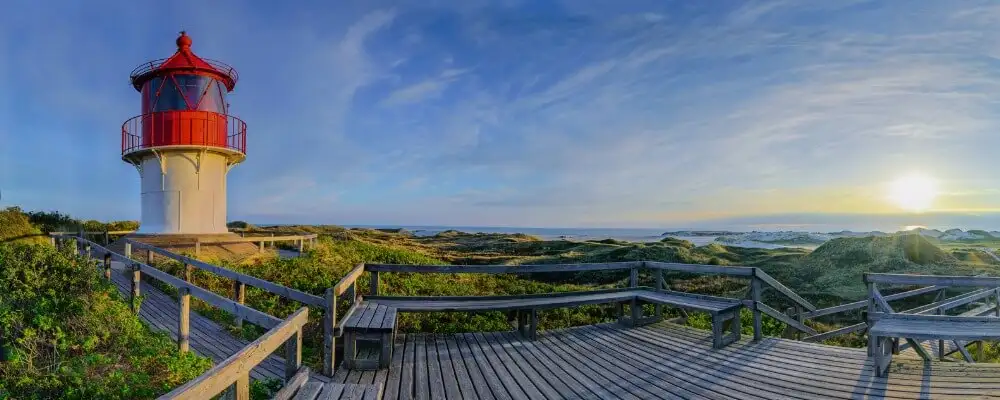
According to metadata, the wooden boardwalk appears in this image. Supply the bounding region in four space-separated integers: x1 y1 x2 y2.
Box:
104 260 301 383
333 322 1000 399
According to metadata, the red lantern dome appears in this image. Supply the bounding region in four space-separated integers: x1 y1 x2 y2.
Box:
122 31 246 163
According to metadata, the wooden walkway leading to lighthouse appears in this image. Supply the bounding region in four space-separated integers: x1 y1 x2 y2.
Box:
60 235 1000 399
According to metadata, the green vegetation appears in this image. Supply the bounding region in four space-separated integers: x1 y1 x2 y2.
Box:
0 207 48 245
0 242 210 399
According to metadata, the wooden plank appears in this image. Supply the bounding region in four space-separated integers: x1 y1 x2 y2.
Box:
477 333 548 399
382 335 407 400
442 334 480 400
866 273 1000 287
535 331 647 399
271 367 312 400
452 333 498 400
159 308 309 400
644 261 755 276
292 382 324 400
368 305 387 331
459 333 513 400
127 239 325 307
316 383 345 400
334 264 365 296
802 322 866 342
365 261 642 274
753 268 816 311
381 307 397 330
802 285 941 319
469 333 530 400
425 335 446 400
413 335 429 400
434 336 463 400
397 335 416 400
755 301 818 336
497 331 586 399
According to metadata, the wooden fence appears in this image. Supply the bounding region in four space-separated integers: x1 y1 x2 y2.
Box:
52 235 306 400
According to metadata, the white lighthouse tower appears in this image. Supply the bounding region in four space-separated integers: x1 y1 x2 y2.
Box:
122 32 246 234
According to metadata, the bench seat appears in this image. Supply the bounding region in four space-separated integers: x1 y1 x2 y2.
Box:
869 313 1000 377
340 287 743 370
271 367 381 400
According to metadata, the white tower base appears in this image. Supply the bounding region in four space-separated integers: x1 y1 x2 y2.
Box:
128 147 241 235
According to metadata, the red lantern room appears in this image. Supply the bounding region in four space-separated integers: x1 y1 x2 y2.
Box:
122 32 247 235
122 31 246 162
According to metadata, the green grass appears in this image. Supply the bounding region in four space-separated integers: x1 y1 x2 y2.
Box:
0 242 211 399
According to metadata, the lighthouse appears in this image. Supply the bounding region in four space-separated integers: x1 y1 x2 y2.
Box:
122 32 245 235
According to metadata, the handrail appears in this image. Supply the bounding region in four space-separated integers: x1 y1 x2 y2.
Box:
59 235 282 329
801 285 942 319
49 230 136 235
334 263 366 296
866 273 1000 287
125 239 325 307
365 261 641 274
752 269 816 311
158 308 308 400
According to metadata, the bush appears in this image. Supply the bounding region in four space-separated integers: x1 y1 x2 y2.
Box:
0 207 47 245
0 243 210 399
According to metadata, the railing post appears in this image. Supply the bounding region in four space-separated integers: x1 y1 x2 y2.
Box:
866 280 875 356
49 236 56 247
103 253 112 280
131 263 141 312
234 374 250 400
324 287 337 376
629 267 639 324
184 263 193 283
195 240 201 257
937 307 945 361
285 327 302 380
125 241 132 258
146 249 152 265
794 305 804 340
104 230 109 246
751 269 763 341
654 268 663 320
178 287 190 353
371 271 380 296
259 241 264 253
85 244 91 259
298 239 304 253
233 281 246 328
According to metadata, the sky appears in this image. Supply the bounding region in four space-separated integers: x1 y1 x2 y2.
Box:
4 0 1000 232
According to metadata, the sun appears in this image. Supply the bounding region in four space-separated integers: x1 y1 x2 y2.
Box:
887 174 938 212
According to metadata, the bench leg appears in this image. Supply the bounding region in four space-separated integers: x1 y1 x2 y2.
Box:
616 302 625 325
379 332 392 368
728 311 741 345
529 309 538 341
874 335 892 377
344 332 357 370
712 315 723 349
630 298 640 327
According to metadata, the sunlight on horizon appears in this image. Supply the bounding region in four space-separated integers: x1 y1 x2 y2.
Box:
887 174 939 213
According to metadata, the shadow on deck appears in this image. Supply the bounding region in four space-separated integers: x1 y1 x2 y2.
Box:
334 322 1000 400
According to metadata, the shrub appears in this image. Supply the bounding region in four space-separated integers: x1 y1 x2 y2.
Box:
0 243 210 399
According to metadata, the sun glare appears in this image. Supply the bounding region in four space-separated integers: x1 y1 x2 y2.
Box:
887 174 938 212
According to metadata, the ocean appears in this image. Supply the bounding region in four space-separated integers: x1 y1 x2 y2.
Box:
342 225 718 245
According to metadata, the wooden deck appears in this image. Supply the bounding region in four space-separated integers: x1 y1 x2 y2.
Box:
333 322 1000 399
105 261 315 383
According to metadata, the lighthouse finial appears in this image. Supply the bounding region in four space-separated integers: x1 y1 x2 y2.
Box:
176 31 192 51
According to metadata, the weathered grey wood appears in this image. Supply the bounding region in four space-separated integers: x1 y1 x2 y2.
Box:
233 281 246 328
756 301 818 336
802 285 942 319
286 327 303 381
323 288 337 377
131 264 141 312
370 271 379 296
866 273 1000 287
292 381 323 400
750 276 762 341
272 367 312 400
178 287 191 353
802 322 866 342
158 308 309 400
103 253 112 280
335 264 366 296
654 269 663 320
317 382 345 400
184 263 193 282
754 268 816 311
643 261 755 276
126 240 325 307
367 261 642 274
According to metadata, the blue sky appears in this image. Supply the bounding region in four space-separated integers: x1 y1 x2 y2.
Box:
4 0 1000 231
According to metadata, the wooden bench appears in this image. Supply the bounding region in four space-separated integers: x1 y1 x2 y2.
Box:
340 303 397 370
870 313 1000 376
272 367 381 400
340 287 742 370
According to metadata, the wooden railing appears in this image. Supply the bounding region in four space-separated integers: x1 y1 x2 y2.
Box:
798 273 1000 343
158 308 308 400
341 261 820 342
52 235 306 399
